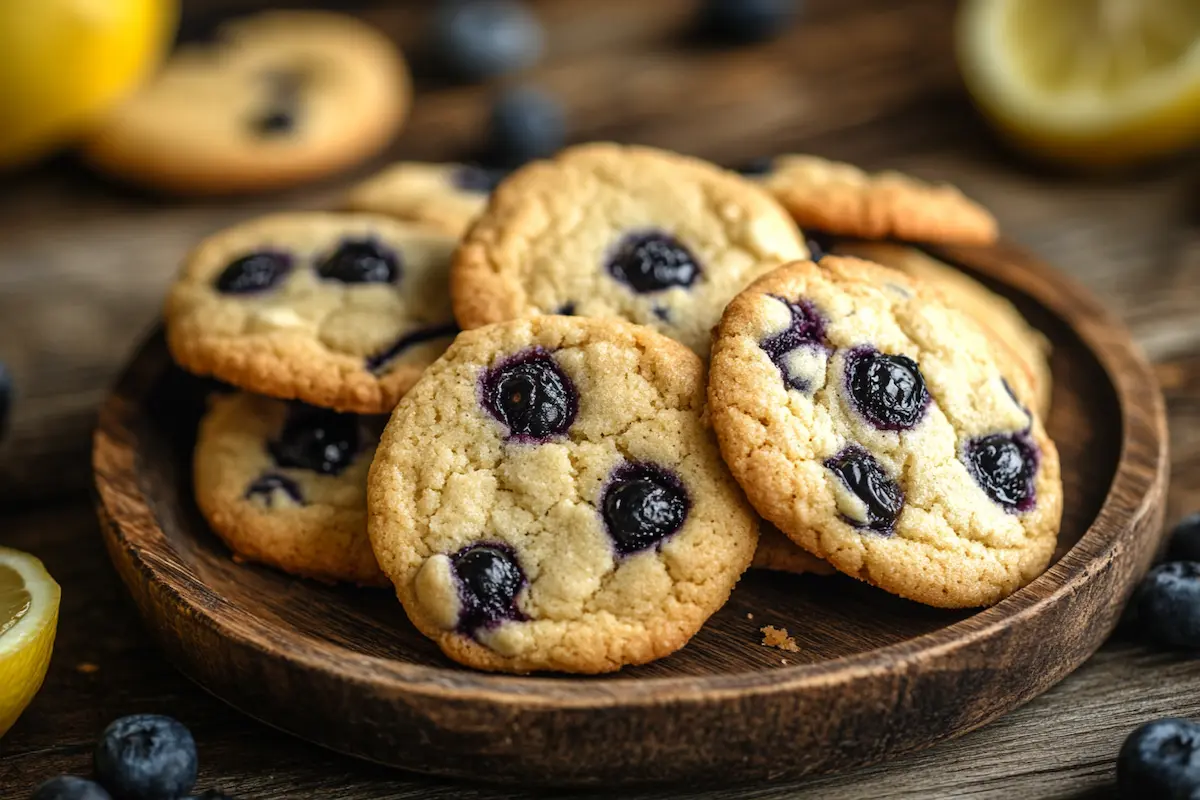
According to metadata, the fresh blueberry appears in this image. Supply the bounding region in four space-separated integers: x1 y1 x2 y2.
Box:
1137 562 1200 649
431 0 544 82
601 463 690 555
213 251 292 294
0 360 11 439
365 322 459 375
760 296 827 391
244 472 304 507
317 239 401 284
480 349 577 441
269 406 360 476
824 445 903 533
1168 513 1200 562
451 164 507 194
486 86 566 168
452 543 526 632
962 431 1039 512
1118 718 1200 799
93 714 198 800
31 777 112 800
606 231 701 294
844 347 930 431
702 0 800 44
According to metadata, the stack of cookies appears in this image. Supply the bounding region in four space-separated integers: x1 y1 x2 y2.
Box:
166 142 1062 675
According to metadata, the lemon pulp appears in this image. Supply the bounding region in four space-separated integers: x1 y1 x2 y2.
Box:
0 548 60 738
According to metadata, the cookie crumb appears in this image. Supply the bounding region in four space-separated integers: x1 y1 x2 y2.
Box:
76 662 99 674
761 625 800 652
745 612 754 620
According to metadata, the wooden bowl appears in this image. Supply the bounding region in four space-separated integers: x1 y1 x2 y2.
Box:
93 241 1168 787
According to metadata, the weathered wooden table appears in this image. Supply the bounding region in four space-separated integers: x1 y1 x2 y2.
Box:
1 1 1199 797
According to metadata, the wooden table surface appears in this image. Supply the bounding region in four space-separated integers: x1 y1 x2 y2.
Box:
2 1 1200 797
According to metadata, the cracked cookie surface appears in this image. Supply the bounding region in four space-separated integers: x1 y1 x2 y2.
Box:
367 316 758 673
166 212 459 413
344 162 502 236
709 257 1062 608
451 143 808 357
754 155 998 245
193 392 388 586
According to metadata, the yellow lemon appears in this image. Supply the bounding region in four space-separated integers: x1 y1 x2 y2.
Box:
0 546 60 738
0 0 178 168
957 0 1200 168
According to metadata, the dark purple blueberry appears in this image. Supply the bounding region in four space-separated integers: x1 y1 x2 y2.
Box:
607 231 701 294
487 86 566 168
1136 562 1200 650
806 234 833 262
31 777 112 800
962 431 1038 512
824 446 903 533
252 106 296 136
452 543 526 632
268 406 360 476
737 156 775 177
601 463 690 555
93 714 198 800
432 0 544 82
317 239 400 284
1168 513 1200 562
244 472 304 507
452 164 507 193
365 322 459 375
702 0 800 44
480 349 577 441
844 347 930 431
652 305 671 322
760 296 827 391
1118 718 1200 799
213 251 291 294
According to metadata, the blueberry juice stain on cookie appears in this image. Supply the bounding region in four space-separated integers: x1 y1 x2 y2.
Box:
450 543 528 635
760 295 827 392
844 346 930 430
606 231 701 294
823 446 904 534
601 463 690 556
480 349 578 441
243 472 304 507
214 251 293 294
963 431 1039 513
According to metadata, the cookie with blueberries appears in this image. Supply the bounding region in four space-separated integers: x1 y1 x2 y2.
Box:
708 257 1062 608
83 12 409 195
749 155 998 245
165 213 459 413
367 316 758 673
344 162 505 237
194 392 387 586
451 143 809 357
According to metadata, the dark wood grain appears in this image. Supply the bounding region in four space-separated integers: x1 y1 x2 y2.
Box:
88 241 1167 786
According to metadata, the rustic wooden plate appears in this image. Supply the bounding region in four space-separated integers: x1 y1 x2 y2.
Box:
93 241 1167 787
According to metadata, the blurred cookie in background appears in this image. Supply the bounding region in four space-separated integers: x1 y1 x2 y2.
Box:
345 162 506 237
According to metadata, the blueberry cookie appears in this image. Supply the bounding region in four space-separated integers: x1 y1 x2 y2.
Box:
709 257 1062 608
752 524 836 576
836 241 1052 417
367 316 758 673
451 143 808 357
751 155 998 245
166 213 459 414
83 12 409 195
194 392 387 586
344 162 505 237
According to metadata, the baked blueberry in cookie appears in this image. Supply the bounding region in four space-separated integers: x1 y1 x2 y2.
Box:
607 231 701 293
823 446 903 533
214 251 292 294
452 164 508 193
844 347 929 431
962 431 1039 513
318 239 401 284
365 322 461 375
368 316 758 673
479 349 578 441
602 463 690 555
451 543 528 633
268 405 360 475
760 296 827 392
243 472 304 506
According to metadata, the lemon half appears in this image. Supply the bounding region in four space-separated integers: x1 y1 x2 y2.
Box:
957 0 1200 168
0 547 60 738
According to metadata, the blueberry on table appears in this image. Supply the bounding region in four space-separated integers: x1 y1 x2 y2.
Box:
701 0 800 44
1118 718 1200 799
1168 512 1200 562
31 776 112 800
486 87 566 168
93 714 198 800
431 0 544 82
1137 562 1200 649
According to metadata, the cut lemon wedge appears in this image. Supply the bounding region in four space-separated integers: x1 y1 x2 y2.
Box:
0 547 60 738
957 0 1200 168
